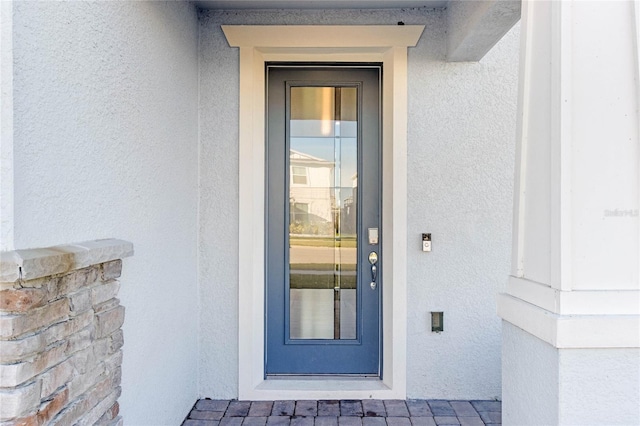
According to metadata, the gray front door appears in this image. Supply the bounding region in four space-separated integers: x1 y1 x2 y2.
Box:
266 65 382 375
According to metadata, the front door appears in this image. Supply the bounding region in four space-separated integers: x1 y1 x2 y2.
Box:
266 65 382 375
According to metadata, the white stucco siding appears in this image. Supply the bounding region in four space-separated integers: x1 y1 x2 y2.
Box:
198 13 241 399
11 2 200 424
503 322 640 425
199 8 519 399
502 321 559 426
0 1 14 252
406 21 519 399
558 347 640 425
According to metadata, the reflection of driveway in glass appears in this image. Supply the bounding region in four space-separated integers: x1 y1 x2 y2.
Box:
290 288 356 340
289 246 357 264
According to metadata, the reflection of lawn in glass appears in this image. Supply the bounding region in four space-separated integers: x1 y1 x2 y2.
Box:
290 263 357 289
289 235 357 289
290 263 356 271
289 236 356 248
290 274 356 289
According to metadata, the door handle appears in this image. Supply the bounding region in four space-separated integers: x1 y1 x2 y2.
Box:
369 251 378 290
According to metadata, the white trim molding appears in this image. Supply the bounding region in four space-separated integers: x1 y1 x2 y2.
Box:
223 25 423 400
498 277 640 349
504 276 640 316
497 292 640 349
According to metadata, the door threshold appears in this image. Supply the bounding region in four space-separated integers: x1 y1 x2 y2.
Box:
245 377 398 401
266 375 380 380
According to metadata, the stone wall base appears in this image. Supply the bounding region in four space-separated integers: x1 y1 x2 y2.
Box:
0 239 133 425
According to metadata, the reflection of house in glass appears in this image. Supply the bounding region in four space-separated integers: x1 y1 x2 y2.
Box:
289 149 335 236
289 150 358 237
340 173 357 235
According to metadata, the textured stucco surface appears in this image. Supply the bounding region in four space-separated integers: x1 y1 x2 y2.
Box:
1 1 14 251
558 347 640 425
198 8 518 399
198 11 241 398
12 2 200 424
406 14 518 401
503 322 640 425
502 321 559 425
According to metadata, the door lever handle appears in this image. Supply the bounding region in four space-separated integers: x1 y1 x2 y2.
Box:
369 251 378 290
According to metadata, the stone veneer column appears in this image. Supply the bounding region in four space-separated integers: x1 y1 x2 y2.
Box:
0 239 133 425
498 1 640 424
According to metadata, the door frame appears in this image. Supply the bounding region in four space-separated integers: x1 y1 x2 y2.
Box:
222 25 424 400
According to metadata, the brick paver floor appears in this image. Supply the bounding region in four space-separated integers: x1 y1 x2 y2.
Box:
182 400 501 426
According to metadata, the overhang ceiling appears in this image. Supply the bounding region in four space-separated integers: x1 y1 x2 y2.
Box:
194 0 521 62
193 0 448 10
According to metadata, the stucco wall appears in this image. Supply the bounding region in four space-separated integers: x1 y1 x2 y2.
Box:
11 2 200 424
558 347 640 425
502 321 559 425
0 1 14 252
503 321 640 425
198 8 519 399
406 16 519 399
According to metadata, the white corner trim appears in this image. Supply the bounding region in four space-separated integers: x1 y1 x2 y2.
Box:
227 25 423 400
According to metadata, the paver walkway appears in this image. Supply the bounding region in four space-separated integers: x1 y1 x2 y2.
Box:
182 400 501 426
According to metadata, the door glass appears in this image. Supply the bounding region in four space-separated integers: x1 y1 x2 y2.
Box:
289 86 358 340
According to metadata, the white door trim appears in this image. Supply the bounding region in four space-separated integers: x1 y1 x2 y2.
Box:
223 25 423 400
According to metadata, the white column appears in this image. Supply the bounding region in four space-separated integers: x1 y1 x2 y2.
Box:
498 1 640 424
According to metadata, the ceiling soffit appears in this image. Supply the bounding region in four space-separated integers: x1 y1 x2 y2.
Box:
194 0 448 10
202 1 521 62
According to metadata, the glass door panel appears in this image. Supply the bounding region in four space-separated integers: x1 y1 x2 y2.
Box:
289 86 358 340
266 66 380 375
